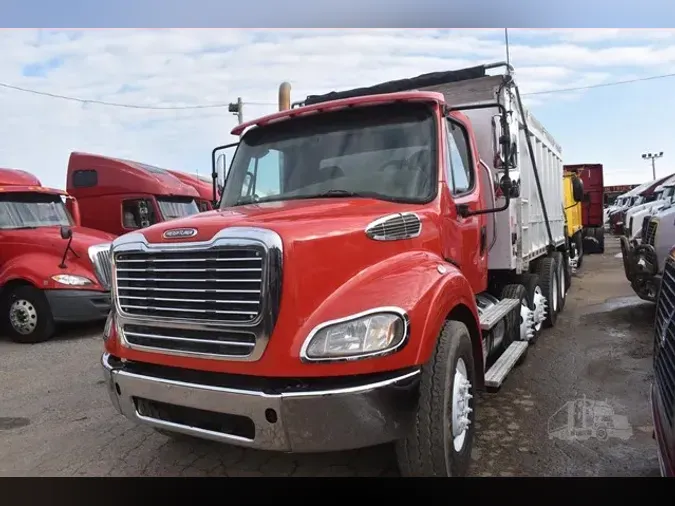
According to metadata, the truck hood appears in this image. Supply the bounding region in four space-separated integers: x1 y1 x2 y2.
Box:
2 225 114 258
626 199 667 219
124 199 437 318
136 198 428 246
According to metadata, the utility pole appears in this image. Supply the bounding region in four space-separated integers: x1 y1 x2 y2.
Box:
228 97 243 137
641 151 663 180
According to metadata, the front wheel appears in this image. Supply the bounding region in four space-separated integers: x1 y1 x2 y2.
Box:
1 285 55 344
396 320 476 477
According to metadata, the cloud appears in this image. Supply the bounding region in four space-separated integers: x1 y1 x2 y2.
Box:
0 28 673 188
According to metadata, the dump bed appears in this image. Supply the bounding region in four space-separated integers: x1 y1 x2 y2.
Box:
565 164 604 228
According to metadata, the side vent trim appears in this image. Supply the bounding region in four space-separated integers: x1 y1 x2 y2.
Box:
365 212 422 241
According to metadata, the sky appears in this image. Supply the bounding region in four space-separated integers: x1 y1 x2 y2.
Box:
2 27 675 188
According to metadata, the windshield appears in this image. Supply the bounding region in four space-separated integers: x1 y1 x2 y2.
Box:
156 197 200 220
220 102 437 208
0 192 73 230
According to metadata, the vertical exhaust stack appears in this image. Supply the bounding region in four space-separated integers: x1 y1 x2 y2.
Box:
279 82 291 111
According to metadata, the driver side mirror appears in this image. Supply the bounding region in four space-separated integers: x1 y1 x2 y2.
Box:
491 112 518 170
211 141 239 204
60 226 72 240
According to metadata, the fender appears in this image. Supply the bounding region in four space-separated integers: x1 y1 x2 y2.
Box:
286 248 480 376
0 252 97 293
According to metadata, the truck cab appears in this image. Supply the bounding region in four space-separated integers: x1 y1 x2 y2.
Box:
625 176 675 242
0 168 114 343
101 63 571 477
66 152 203 236
564 164 604 254
562 170 585 268
610 177 670 235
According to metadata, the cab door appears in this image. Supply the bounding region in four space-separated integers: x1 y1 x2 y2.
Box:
443 116 489 294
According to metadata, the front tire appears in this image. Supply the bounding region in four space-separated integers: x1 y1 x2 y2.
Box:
1 285 55 344
396 320 476 477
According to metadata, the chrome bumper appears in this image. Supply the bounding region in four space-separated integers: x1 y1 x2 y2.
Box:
101 353 420 452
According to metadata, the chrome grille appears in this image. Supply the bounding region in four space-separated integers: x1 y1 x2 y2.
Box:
654 257 675 427
122 324 256 357
365 212 422 241
89 243 113 290
641 215 651 241
645 220 658 246
114 247 264 323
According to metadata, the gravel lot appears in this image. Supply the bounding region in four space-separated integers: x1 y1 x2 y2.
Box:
0 237 661 476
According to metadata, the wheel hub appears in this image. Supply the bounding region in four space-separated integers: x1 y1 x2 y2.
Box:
532 287 547 330
450 358 473 452
520 302 535 341
9 299 38 335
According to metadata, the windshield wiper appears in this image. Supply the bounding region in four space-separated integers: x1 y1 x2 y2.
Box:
316 189 362 198
11 226 38 230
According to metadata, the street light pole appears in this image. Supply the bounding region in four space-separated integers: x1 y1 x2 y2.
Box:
642 151 663 180
228 97 244 138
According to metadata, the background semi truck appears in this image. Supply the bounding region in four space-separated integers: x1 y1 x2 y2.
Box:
0 168 114 343
564 163 604 254
562 170 585 269
66 152 204 236
101 62 569 477
166 169 219 211
624 174 675 242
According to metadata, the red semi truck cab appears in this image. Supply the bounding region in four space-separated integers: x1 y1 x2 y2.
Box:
0 168 115 343
101 63 571 476
166 170 218 212
67 152 204 236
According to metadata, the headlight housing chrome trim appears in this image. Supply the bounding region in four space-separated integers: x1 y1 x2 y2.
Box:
300 306 410 363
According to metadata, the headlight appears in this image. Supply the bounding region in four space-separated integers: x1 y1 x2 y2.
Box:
301 308 409 362
51 274 93 286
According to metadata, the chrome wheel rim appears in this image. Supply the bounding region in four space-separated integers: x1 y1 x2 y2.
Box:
520 300 534 341
450 358 473 452
9 299 38 335
533 286 546 331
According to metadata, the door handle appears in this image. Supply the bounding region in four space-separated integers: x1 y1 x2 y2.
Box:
480 226 487 255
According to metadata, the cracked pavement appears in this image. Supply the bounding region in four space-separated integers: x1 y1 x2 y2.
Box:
0 237 661 476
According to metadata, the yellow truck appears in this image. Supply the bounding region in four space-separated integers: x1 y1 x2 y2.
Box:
563 170 585 271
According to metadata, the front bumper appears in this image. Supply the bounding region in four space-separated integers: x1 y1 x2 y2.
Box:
101 353 420 452
620 237 661 301
650 383 674 477
45 289 111 323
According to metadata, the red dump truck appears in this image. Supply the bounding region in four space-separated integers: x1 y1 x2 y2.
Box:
0 168 114 343
101 62 569 476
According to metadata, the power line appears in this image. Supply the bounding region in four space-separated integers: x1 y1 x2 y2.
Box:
522 72 675 96
2 70 675 110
